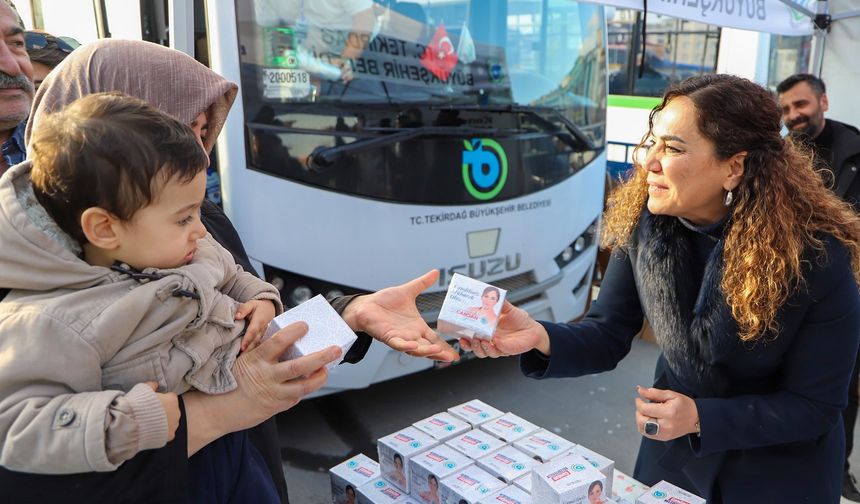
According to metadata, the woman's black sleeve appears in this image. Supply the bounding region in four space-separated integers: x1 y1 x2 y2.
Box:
0 397 190 503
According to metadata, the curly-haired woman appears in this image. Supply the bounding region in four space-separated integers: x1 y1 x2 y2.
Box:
461 74 860 503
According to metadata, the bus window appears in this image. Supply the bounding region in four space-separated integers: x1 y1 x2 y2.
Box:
607 9 719 98
237 0 605 204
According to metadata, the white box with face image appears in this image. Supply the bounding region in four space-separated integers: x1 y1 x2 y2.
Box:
445 428 507 460
479 413 539 443
513 473 532 494
262 294 357 370
478 484 532 504
409 445 474 504
436 273 506 340
330 453 380 504
634 480 705 504
512 429 575 463
356 477 420 504
569 445 615 497
438 465 507 504
413 411 471 443
476 446 537 484
531 453 607 504
447 399 504 427
377 426 439 494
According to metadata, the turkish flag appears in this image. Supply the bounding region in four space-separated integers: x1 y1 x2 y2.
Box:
420 23 459 81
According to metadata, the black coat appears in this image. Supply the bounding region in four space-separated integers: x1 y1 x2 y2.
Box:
522 211 860 503
818 119 860 209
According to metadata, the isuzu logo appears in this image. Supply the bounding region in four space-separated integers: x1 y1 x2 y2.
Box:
437 254 521 287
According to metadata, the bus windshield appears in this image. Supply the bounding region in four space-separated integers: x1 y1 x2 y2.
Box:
237 0 606 204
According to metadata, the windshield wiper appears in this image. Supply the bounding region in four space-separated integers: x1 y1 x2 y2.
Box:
306 125 513 167
431 104 597 152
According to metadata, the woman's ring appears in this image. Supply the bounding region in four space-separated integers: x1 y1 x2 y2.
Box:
644 418 660 436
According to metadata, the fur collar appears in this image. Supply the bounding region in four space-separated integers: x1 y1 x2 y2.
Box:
634 211 732 397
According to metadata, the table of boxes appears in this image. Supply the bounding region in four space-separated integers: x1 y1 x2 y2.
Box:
329 399 706 504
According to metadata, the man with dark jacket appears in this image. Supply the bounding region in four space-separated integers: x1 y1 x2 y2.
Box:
779 73 860 502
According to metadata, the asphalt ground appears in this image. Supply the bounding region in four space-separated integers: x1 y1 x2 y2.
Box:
276 337 663 503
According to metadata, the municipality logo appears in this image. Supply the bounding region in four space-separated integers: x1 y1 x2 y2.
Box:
462 138 508 200
348 461 357 468
653 490 666 498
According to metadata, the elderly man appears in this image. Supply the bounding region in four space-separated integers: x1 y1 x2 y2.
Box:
778 73 860 502
0 0 34 176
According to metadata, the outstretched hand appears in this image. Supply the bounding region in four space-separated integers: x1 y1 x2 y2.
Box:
460 302 548 358
342 270 459 362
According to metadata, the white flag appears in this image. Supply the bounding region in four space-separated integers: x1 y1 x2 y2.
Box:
457 22 476 64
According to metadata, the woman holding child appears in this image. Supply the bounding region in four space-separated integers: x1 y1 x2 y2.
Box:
0 39 456 503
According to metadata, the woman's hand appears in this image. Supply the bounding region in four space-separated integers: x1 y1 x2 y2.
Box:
634 386 700 442
460 302 549 358
182 321 341 455
341 270 459 362
235 299 277 351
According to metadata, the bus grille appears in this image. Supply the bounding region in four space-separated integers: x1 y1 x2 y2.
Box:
416 271 538 314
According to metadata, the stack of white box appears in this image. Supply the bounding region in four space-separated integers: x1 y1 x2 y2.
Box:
329 399 705 504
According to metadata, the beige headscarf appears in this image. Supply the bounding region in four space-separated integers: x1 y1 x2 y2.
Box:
25 39 238 153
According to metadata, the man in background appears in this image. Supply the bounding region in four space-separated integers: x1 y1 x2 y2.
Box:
25 30 75 92
0 0 34 175
778 73 860 502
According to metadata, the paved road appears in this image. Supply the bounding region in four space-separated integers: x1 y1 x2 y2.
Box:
276 337 663 503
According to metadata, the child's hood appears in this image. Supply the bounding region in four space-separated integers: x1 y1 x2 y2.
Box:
0 161 110 291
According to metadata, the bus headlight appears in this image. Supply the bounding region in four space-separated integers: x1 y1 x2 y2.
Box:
269 276 285 291
554 218 599 269
325 289 345 301
291 286 313 306
560 246 575 263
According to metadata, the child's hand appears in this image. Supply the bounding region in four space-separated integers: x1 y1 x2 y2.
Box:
147 382 180 441
235 300 277 352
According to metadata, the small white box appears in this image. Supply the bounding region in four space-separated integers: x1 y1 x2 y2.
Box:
480 413 540 443
612 470 649 503
436 273 506 339
439 465 507 504
478 485 532 504
263 294 357 369
413 411 471 442
532 453 607 504
445 429 507 460
513 474 532 493
448 399 504 427
569 445 615 497
409 445 474 504
330 453 381 504
635 480 705 504
513 429 575 463
356 478 419 503
476 446 537 484
377 427 439 493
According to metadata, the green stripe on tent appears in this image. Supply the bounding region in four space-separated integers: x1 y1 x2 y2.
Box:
608 95 662 110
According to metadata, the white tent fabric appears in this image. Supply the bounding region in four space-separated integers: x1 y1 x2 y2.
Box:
587 0 814 35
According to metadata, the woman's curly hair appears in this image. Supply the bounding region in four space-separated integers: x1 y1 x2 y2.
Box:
601 74 860 342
